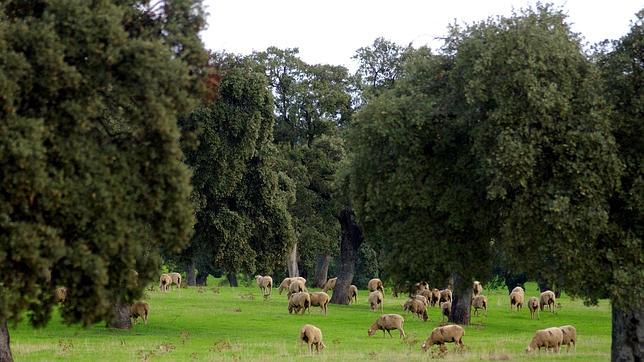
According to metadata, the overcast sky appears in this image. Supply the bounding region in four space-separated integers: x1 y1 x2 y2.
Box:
201 1 641 69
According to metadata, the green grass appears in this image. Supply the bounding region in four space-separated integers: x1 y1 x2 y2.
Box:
10 282 611 361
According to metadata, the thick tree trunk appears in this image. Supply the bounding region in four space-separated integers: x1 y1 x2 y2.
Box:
314 254 330 288
330 208 364 305
287 243 300 277
107 303 132 329
227 272 238 287
611 306 643 362
0 320 13 362
186 259 197 286
449 273 472 325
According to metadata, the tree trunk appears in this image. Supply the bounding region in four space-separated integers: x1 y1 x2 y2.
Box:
287 243 299 277
227 272 238 287
107 303 132 329
0 320 13 362
195 271 208 286
330 207 364 305
314 255 331 288
186 259 197 286
449 273 472 325
611 305 643 362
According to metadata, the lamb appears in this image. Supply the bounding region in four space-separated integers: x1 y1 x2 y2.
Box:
368 290 384 312
321 277 337 293
441 301 452 322
169 272 182 289
559 325 577 352
540 290 556 313
308 292 330 316
528 297 540 320
525 327 564 353
367 314 406 338
130 301 150 325
421 324 465 352
368 278 384 293
299 324 326 353
288 279 306 298
255 275 273 299
472 281 482 296
471 295 487 316
349 285 358 304
54 287 67 303
430 288 441 307
288 292 311 315
439 289 452 304
403 298 428 321
159 273 172 292
510 289 525 311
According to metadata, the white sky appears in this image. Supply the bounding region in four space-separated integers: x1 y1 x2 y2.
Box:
201 0 642 69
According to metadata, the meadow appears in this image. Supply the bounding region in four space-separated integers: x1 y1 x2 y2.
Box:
10 281 611 361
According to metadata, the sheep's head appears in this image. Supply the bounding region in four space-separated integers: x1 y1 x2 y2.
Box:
319 341 326 351
421 342 429 352
421 310 428 322
367 326 377 337
525 346 533 353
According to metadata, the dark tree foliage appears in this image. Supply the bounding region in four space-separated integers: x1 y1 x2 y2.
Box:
0 0 205 358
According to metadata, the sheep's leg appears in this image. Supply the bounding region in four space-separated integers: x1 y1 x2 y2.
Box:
386 329 393 338
399 328 405 338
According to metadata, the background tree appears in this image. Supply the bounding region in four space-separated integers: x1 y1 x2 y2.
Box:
0 0 206 359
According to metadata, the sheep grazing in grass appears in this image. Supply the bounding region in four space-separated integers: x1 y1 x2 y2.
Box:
368 290 384 312
368 314 406 338
411 281 429 295
403 298 428 321
278 277 308 294
321 277 337 293
430 288 441 307
559 325 577 352
510 289 525 311
472 281 482 296
288 292 311 315
528 297 540 320
54 287 67 303
525 327 563 353
421 324 465 352
255 275 273 299
540 290 556 313
130 301 150 325
308 292 330 316
287 279 307 298
299 324 325 353
169 272 182 289
439 289 452 304
441 301 452 322
368 278 384 293
413 294 430 308
471 295 487 316
159 273 172 292
349 285 358 304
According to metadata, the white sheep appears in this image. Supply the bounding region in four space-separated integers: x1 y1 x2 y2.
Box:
169 272 182 289
472 281 482 296
528 297 540 320
368 314 405 338
349 285 358 304
130 301 150 325
439 289 452 304
308 292 330 316
559 325 577 352
403 298 428 321
159 274 172 292
321 277 337 293
368 278 384 293
441 301 452 322
540 290 556 313
510 289 525 311
525 327 563 353
288 292 311 315
287 279 306 298
255 275 273 299
430 288 441 307
368 290 384 312
299 324 326 353
278 277 307 294
471 295 487 316
421 324 465 352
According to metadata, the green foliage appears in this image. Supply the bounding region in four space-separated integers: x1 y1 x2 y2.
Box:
0 0 204 326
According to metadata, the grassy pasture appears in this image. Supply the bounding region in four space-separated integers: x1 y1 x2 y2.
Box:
10 281 610 361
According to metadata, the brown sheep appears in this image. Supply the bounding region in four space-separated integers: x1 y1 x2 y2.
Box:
368 278 384 293
288 292 311 315
413 294 430 308
559 325 577 352
528 297 540 320
510 289 525 311
430 288 441 307
421 324 465 352
308 292 330 316
368 290 384 312
299 324 325 353
511 286 524 294
368 314 405 338
403 298 428 321
525 327 563 353
321 277 337 293
255 275 273 299
349 285 358 304
130 301 150 325
441 301 452 322
169 272 182 289
439 289 452 304
287 279 306 298
54 287 67 303
159 273 172 292
472 281 482 296
471 295 487 316
540 290 556 313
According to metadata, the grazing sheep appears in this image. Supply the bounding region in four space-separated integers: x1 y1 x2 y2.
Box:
410 281 429 295
278 277 308 294
403 298 428 321
130 301 149 325
321 277 337 293
540 290 556 313
430 288 441 307
368 278 384 293
559 325 577 352
413 294 430 308
528 297 540 320
159 273 172 292
349 285 358 304
441 301 452 322
368 290 384 312
525 327 564 353
439 289 452 304
287 279 306 298
308 292 330 316
510 289 525 311
511 286 524 294
288 292 311 315
368 314 406 338
54 287 67 303
299 324 326 353
472 281 482 296
169 272 182 289
255 275 273 299
421 324 465 352
471 295 487 316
